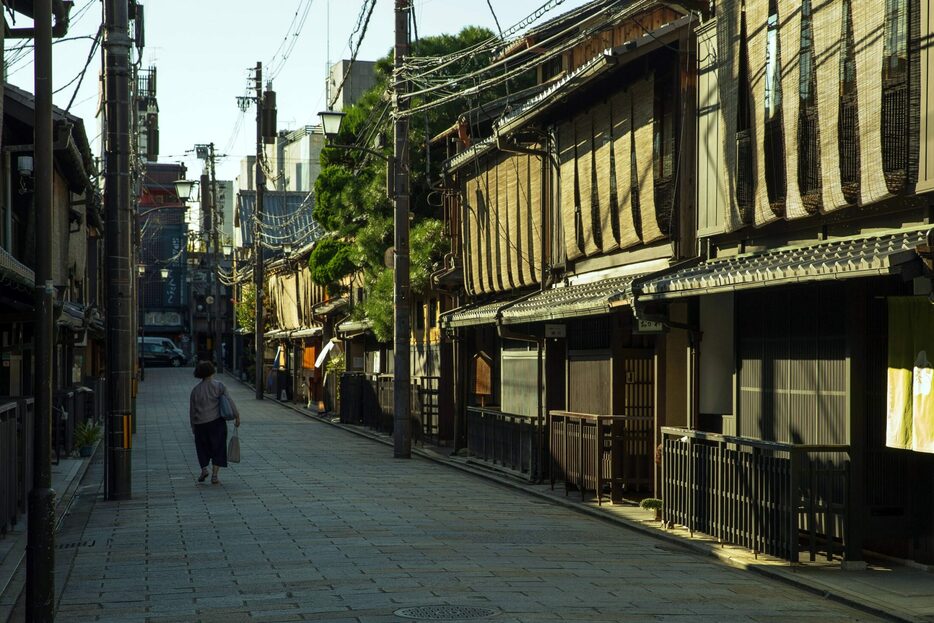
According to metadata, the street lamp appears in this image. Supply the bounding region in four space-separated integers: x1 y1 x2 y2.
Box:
160 267 169 280
222 242 233 256
318 109 346 140
173 178 197 203
137 264 145 276
282 242 293 257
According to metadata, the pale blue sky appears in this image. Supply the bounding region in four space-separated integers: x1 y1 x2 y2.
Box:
6 0 588 184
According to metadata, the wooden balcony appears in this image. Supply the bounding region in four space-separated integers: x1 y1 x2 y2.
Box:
549 411 654 505
661 427 850 563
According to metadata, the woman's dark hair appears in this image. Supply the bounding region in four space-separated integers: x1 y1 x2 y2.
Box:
194 361 216 379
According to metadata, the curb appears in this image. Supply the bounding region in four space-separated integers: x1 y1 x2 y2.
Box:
0 441 101 623
232 375 921 623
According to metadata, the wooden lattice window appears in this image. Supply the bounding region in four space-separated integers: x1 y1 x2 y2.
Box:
882 0 910 192
798 0 822 213
839 0 861 205
654 67 677 235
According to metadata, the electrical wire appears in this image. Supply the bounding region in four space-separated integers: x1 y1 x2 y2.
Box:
328 0 377 110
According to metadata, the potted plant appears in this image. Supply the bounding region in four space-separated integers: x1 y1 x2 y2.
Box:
74 421 102 458
640 498 663 521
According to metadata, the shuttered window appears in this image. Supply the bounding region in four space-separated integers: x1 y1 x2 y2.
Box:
797 0 823 214
882 0 910 192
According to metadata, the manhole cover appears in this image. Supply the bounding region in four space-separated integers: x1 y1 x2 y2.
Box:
394 605 499 620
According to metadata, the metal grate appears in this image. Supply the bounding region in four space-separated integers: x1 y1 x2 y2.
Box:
798 105 822 213
736 130 755 224
394 605 499 620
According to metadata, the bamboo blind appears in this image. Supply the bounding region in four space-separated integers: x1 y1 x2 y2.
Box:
612 89 641 249
511 154 529 287
559 121 583 261
575 112 599 256
633 74 664 243
778 0 808 219
491 161 506 292
464 171 482 295
528 153 543 284
746 0 777 227
716 0 744 231
501 156 518 290
592 99 617 253
812 0 847 211
852 0 891 205
481 164 495 293
279 273 299 330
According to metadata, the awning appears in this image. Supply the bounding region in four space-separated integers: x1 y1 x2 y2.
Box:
639 228 933 300
290 326 322 339
501 274 640 324
264 329 290 339
442 298 515 329
313 297 348 316
337 318 372 335
443 274 641 328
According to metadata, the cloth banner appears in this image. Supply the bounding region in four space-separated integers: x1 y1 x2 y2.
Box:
886 297 934 453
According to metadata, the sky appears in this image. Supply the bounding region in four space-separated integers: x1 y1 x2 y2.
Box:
6 0 590 185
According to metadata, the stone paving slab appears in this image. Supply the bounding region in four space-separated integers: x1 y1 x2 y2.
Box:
50 368 887 622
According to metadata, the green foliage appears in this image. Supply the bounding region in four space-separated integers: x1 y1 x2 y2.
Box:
311 26 526 321
640 498 663 511
410 219 446 295
74 420 102 447
236 284 255 330
308 238 355 290
360 268 394 342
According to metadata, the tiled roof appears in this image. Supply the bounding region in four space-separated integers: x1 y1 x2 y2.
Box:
237 191 322 249
443 274 639 328
640 228 933 299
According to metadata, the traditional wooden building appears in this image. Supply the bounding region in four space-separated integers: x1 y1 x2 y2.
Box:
639 0 934 565
441 2 698 491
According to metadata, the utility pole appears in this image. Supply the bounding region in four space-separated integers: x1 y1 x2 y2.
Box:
393 0 412 459
209 143 223 368
254 62 265 400
104 0 133 501
26 1 55 618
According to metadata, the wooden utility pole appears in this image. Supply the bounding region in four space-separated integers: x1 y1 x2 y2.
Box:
254 63 265 399
103 0 133 501
208 143 223 367
393 0 412 458
26 0 55 618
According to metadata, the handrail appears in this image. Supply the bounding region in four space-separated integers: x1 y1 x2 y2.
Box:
554 410 653 422
661 426 850 454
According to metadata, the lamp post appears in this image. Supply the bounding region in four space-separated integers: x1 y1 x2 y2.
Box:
138 264 146 382
317 0 412 461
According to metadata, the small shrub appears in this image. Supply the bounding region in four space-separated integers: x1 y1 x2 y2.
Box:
74 421 102 447
640 498 663 511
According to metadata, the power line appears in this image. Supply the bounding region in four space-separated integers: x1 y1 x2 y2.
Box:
327 0 377 110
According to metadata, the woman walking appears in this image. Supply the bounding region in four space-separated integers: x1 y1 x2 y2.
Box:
190 361 240 484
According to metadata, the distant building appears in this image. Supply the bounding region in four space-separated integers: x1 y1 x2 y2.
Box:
270 126 325 192
327 59 377 112
216 180 235 243
136 66 159 162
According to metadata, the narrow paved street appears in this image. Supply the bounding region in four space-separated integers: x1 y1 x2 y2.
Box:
53 368 879 622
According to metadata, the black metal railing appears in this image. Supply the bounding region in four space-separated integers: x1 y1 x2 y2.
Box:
549 411 654 505
467 406 544 481
0 401 17 536
661 427 849 563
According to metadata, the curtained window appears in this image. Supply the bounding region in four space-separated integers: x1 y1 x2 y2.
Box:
764 5 786 212
838 0 860 205
882 0 910 191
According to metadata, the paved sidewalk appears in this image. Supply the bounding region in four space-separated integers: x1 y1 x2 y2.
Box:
53 368 882 622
